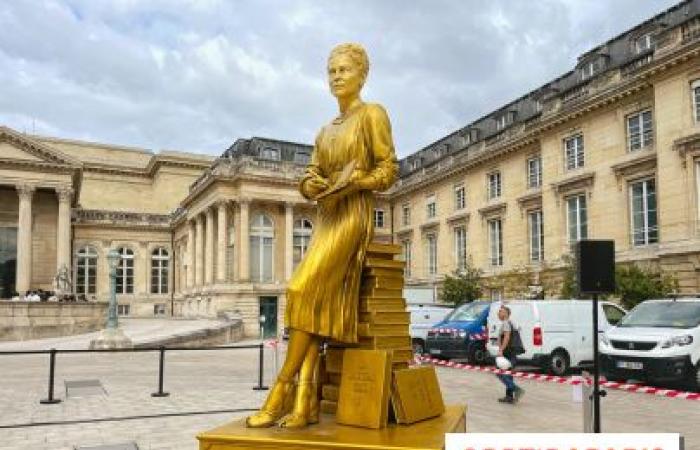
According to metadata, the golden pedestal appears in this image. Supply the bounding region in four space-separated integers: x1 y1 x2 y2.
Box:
197 404 466 450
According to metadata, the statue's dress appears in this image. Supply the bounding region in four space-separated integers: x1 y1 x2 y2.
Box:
285 102 398 343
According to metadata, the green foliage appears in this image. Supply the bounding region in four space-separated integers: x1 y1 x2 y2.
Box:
439 259 483 306
615 264 678 310
559 254 578 299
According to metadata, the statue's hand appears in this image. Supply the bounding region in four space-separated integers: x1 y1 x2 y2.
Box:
305 177 329 198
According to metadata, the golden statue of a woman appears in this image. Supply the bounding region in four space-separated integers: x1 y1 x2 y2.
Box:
246 43 398 429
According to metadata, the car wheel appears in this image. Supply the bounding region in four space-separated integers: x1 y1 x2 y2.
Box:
467 342 487 366
412 339 425 356
548 350 570 376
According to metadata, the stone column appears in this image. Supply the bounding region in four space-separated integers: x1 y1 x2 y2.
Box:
205 207 215 285
285 202 294 280
187 220 195 289
217 201 228 283
15 184 35 295
238 199 250 281
55 187 73 274
195 214 204 286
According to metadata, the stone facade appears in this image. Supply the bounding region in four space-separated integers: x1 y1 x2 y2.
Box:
1 1 700 336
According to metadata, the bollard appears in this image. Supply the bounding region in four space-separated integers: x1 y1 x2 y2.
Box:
151 346 170 397
40 348 62 404
252 343 269 391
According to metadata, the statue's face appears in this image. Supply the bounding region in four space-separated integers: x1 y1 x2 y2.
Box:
328 53 363 99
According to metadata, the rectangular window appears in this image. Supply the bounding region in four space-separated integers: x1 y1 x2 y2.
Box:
294 152 310 165
401 240 412 278
402 204 411 226
630 179 658 246
261 147 280 160
567 194 588 243
488 218 503 267
487 171 502 200
528 210 544 262
117 305 130 316
426 195 437 219
564 135 584 170
627 110 653 151
153 304 166 316
374 209 385 228
693 80 700 123
581 61 595 80
454 184 466 210
454 226 467 271
496 115 506 131
426 234 438 276
527 156 542 188
635 34 652 54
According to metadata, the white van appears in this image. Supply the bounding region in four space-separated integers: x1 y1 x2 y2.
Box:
600 298 700 390
486 300 627 375
408 303 453 355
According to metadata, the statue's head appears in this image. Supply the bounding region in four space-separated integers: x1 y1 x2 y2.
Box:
327 43 369 99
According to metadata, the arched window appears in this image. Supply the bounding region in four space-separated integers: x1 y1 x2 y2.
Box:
116 247 134 294
151 247 169 294
75 246 97 295
293 218 313 268
250 214 274 282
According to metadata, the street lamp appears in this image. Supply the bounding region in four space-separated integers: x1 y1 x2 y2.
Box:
106 249 120 329
89 248 133 349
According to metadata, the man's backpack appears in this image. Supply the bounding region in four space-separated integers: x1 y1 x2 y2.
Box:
508 321 526 356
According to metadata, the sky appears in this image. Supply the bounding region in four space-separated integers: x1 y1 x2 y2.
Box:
0 0 681 158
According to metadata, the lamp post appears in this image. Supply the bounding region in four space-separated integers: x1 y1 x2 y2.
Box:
106 249 119 329
89 249 133 349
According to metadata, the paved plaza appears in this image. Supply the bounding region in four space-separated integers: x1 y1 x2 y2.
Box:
0 331 697 449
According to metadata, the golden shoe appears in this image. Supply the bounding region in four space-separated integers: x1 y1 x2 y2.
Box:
245 379 295 428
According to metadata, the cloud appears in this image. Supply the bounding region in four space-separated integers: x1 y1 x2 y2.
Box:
0 0 679 157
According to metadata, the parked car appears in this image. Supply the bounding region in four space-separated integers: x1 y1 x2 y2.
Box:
486 300 627 376
424 301 492 364
408 303 453 356
600 298 700 390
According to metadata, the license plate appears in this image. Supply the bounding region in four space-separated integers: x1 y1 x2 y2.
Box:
616 360 643 370
429 348 442 355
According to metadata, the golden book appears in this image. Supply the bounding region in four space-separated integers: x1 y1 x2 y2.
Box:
336 349 393 429
391 366 445 424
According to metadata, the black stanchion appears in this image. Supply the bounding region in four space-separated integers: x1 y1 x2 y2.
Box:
40 349 61 404
252 343 269 391
151 346 170 397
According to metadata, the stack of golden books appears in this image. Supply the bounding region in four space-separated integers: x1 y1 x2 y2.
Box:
319 242 412 416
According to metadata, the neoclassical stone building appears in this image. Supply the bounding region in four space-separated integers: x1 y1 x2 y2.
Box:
2 0 700 336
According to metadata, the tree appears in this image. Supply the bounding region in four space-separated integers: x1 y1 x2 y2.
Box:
615 264 678 310
439 259 483 306
559 254 578 299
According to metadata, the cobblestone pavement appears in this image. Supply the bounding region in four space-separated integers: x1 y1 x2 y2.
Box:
0 343 697 449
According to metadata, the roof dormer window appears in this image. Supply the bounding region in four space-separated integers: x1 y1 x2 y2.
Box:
634 33 653 54
580 61 596 80
260 147 280 161
411 158 421 171
496 115 507 131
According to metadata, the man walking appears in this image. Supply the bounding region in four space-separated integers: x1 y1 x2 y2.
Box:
495 305 525 404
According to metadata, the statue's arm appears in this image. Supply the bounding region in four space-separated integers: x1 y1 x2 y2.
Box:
358 104 399 192
299 134 329 200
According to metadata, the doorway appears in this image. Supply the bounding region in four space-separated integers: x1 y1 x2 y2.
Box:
0 227 17 298
258 296 278 338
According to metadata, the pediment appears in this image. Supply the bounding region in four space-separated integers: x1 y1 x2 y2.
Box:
0 126 82 168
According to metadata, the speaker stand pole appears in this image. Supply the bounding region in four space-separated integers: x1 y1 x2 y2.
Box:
592 292 601 433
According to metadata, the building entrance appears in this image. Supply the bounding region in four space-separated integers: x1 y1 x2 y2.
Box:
0 227 17 298
258 296 278 338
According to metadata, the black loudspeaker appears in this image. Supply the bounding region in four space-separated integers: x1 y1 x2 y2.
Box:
575 240 615 294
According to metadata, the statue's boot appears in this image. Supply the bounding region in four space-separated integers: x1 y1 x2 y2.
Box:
277 380 318 428
245 377 295 428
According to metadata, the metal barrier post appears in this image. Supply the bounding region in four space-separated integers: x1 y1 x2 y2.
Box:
40 348 62 404
151 346 170 397
252 343 269 390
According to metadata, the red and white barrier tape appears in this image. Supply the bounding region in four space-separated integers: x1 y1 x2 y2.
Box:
263 339 280 348
417 356 700 401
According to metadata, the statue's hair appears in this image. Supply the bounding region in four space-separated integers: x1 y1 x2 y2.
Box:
328 43 370 82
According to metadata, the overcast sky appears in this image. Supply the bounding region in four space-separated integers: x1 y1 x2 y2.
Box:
0 0 680 158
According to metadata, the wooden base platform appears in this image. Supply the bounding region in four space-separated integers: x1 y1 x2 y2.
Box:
197 404 466 450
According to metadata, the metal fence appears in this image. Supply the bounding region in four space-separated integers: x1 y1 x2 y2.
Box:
0 343 270 405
